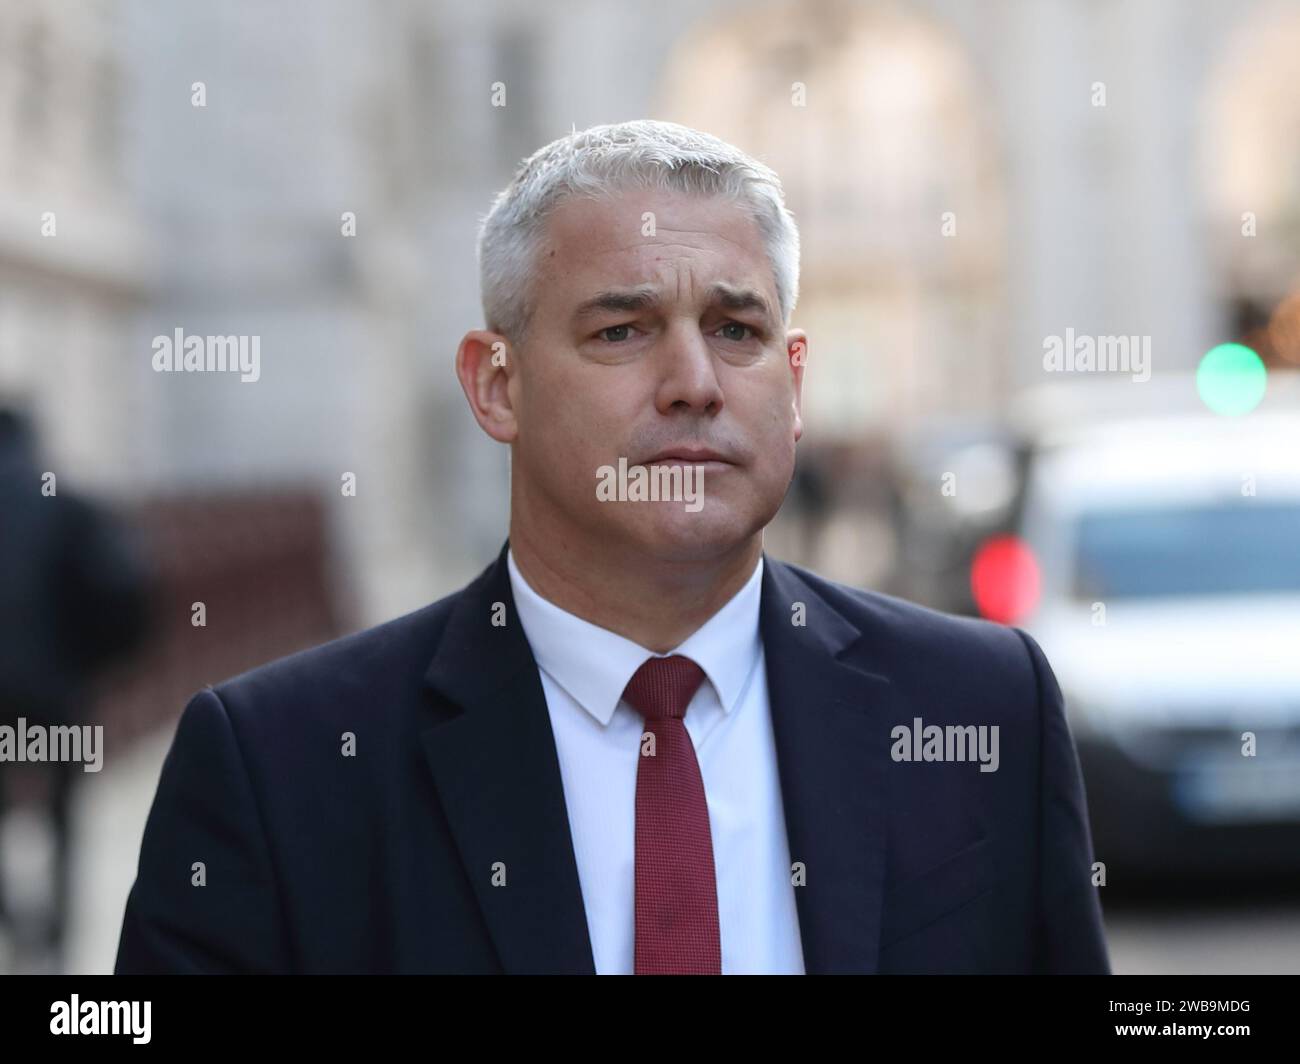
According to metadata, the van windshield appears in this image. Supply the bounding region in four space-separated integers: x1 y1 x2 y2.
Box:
1073 500 1300 599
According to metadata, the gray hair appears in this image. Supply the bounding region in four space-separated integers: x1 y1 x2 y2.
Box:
476 119 800 344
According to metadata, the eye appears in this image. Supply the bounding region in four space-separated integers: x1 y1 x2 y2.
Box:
598 324 633 343
717 321 754 342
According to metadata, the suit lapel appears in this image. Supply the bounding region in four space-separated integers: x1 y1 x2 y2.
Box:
760 555 895 973
420 541 596 974
419 542 892 975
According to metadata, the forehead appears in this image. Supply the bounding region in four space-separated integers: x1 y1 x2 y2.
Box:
536 187 776 303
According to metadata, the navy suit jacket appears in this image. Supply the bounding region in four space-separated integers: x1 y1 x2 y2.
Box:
115 541 1110 974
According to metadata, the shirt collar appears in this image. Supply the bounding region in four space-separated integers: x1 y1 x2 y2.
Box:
507 546 764 727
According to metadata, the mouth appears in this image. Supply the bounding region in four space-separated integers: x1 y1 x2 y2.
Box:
643 447 735 466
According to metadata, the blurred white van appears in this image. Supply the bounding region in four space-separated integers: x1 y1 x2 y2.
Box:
1013 377 1300 879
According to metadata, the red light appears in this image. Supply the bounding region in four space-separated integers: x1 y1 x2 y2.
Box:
971 534 1041 624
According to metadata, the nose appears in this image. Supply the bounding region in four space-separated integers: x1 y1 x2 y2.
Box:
653 321 724 417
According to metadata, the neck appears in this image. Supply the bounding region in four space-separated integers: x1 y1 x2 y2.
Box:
508 521 762 655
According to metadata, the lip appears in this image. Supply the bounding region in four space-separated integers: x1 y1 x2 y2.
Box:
643 448 734 465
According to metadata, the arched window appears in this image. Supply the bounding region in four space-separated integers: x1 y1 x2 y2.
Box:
654 0 1006 438
1201 2 1300 367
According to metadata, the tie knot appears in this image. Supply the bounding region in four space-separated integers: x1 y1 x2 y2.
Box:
622 654 706 721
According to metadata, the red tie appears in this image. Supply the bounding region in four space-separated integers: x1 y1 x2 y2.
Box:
622 654 721 975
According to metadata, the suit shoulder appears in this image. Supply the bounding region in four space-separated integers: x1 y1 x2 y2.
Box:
204 585 461 721
773 557 1033 677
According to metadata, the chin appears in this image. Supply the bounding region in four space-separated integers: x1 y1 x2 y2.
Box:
620 503 764 564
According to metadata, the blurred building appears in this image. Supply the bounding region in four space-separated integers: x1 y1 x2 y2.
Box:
5 0 1300 977
3 0 1300 612
0 0 152 487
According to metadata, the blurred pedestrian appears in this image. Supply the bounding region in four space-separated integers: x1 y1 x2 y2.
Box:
0 403 151 968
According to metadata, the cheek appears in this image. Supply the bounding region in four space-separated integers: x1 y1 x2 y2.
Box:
741 380 797 442
524 365 629 467
754 396 800 481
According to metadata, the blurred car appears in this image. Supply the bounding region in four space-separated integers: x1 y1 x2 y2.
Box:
1014 394 1300 882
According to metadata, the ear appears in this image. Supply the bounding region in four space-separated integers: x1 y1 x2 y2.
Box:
786 328 807 444
455 330 518 443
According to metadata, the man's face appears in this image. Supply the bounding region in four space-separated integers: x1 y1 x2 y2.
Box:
508 186 805 563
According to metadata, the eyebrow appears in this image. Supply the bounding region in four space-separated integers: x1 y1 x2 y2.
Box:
571 283 776 327
572 286 660 322
709 283 775 323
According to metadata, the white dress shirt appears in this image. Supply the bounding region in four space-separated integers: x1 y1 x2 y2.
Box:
506 547 805 974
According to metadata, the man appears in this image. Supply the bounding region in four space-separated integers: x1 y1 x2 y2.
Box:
116 120 1109 974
